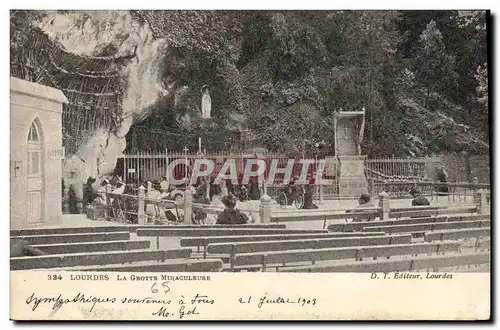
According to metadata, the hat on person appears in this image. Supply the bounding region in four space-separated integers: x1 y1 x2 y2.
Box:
359 193 371 204
221 194 237 208
101 179 109 186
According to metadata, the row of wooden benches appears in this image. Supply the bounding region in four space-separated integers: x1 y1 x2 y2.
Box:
11 217 490 272
11 230 490 272
181 230 489 271
271 205 481 226
327 214 489 232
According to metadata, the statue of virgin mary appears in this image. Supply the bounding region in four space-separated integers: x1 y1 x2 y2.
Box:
201 85 211 119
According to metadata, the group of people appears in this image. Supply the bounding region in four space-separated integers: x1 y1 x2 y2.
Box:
83 176 126 209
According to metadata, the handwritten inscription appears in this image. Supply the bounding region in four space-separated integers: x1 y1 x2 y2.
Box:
25 290 215 320
23 275 322 319
26 292 116 313
238 293 317 309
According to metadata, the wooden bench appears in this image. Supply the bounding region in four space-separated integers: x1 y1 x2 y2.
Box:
280 252 490 273
10 224 288 236
389 206 478 219
137 228 327 238
29 240 151 255
130 224 287 230
181 232 385 258
271 206 480 226
55 259 224 272
424 228 491 242
207 234 412 256
10 232 131 245
10 226 130 236
231 241 461 271
271 209 380 227
363 220 489 235
10 248 191 270
327 214 490 232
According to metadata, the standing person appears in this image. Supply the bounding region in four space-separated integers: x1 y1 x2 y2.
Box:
209 177 221 202
346 193 376 222
96 179 109 204
303 173 318 209
146 181 163 223
193 180 211 224
160 176 170 194
409 187 430 206
82 177 98 211
436 166 449 196
216 194 249 225
248 177 261 200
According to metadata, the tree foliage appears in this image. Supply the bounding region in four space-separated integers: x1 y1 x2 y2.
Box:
14 10 487 157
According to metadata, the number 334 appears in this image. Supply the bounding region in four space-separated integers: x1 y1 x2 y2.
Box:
48 275 62 280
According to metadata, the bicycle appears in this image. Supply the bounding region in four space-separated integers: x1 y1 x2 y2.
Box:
274 185 306 210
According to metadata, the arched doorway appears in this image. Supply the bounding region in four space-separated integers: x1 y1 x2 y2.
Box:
27 120 43 224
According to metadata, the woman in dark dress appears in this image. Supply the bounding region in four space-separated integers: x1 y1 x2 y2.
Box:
216 194 249 225
83 177 99 210
436 166 449 196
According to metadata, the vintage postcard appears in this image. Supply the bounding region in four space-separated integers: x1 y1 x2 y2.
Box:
9 9 491 320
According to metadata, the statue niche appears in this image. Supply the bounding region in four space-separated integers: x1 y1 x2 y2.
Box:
201 85 211 119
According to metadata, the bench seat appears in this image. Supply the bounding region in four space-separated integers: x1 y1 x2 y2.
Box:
206 234 412 255
424 228 491 242
279 252 490 273
10 248 191 270
30 240 150 254
49 258 224 272
10 232 131 245
231 241 460 269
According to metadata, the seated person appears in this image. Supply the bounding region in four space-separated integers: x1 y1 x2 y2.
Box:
216 194 249 225
409 187 430 206
93 179 109 204
346 193 376 222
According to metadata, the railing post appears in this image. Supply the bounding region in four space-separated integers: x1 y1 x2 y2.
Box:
206 179 210 201
138 186 146 224
319 184 324 206
183 188 193 224
259 194 272 224
378 191 390 221
474 189 488 215
147 181 152 194
105 184 112 221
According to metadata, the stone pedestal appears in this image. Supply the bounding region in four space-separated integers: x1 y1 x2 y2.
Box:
338 155 368 197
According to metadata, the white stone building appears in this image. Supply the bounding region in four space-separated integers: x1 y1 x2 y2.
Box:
10 77 68 229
